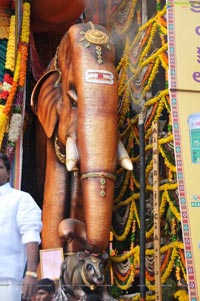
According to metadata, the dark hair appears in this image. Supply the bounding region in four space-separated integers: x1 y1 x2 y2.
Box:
37 278 55 293
0 152 11 171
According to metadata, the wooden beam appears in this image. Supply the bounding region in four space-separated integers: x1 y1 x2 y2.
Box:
152 121 162 301
139 111 146 301
15 0 22 61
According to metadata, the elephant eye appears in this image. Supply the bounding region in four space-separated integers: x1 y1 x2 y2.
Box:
70 99 77 108
67 89 77 108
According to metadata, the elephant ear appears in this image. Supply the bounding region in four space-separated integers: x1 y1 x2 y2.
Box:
31 70 62 138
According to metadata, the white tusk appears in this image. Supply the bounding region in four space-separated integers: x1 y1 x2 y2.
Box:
117 140 133 171
66 136 79 171
67 89 78 102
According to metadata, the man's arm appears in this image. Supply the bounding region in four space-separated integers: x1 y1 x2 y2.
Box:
31 0 87 33
22 242 40 300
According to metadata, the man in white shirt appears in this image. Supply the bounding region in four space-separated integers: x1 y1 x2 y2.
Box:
0 152 42 301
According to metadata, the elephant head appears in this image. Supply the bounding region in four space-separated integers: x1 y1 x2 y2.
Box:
31 22 132 253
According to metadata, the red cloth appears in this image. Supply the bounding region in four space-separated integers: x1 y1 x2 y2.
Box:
30 31 46 81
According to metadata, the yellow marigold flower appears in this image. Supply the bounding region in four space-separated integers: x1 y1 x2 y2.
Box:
174 289 189 301
5 15 15 72
0 108 9 148
21 2 30 44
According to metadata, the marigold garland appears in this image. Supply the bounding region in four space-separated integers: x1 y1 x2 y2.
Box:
174 290 189 301
113 1 187 297
114 171 135 203
112 198 136 241
5 15 15 72
0 0 31 158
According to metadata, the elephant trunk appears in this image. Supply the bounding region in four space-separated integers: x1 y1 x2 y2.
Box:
81 177 116 253
70 23 118 252
78 89 118 252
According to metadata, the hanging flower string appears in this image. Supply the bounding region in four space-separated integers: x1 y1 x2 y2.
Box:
0 1 31 159
7 1 30 159
111 1 188 298
0 12 15 147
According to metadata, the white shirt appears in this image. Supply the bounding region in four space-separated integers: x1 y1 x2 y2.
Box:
0 183 42 281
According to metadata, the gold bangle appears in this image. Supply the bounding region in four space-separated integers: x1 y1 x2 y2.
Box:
81 171 116 181
25 271 38 278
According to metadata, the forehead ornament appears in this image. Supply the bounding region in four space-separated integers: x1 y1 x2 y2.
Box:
79 22 111 64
